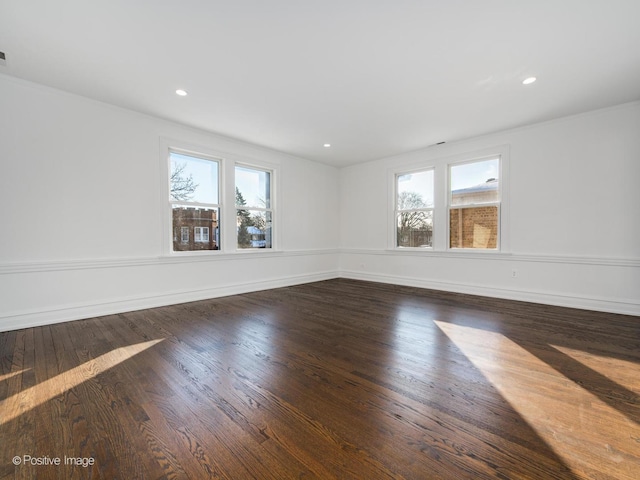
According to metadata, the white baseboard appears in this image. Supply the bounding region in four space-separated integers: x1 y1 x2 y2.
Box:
0 270 338 332
2 264 637 333
340 270 640 316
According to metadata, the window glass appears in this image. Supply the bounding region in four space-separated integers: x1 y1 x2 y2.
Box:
235 166 270 208
170 152 219 204
172 206 219 251
397 211 433 248
450 158 499 206
449 206 498 249
449 158 500 249
169 151 220 252
237 211 272 249
397 170 434 208
236 165 273 249
396 169 434 248
194 227 210 243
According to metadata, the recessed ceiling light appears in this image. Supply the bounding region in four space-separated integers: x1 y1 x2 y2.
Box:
323 143 331 148
522 77 537 85
175 89 188 96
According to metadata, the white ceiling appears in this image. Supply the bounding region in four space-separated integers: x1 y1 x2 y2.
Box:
1 1 639 167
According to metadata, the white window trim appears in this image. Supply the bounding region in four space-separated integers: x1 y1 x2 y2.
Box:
180 226 189 244
194 226 210 243
447 154 503 251
160 138 224 256
233 162 277 251
167 148 221 254
159 137 281 257
388 145 510 253
393 168 435 250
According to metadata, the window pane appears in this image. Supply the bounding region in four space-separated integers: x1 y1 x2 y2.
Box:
397 170 434 209
235 166 271 208
194 227 210 243
172 206 219 251
170 152 219 204
449 206 498 249
397 211 433 248
450 158 499 206
237 210 272 249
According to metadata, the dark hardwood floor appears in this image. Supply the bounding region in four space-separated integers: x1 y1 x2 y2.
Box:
1 278 638 479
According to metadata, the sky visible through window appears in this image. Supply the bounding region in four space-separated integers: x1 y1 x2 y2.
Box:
168 152 270 208
170 152 218 204
397 170 434 207
235 166 270 208
398 158 499 205
450 158 499 191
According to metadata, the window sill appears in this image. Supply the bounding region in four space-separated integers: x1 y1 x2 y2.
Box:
384 248 512 260
162 249 284 260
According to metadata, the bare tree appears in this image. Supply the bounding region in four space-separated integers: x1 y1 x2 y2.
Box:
250 212 267 230
170 163 198 201
397 191 432 247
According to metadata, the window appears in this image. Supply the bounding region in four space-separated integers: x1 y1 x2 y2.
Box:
448 157 500 249
194 227 209 243
163 140 278 255
390 146 508 252
169 151 220 252
235 165 273 249
180 227 189 244
395 169 434 248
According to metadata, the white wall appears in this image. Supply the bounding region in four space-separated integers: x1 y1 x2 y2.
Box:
0 75 340 331
339 102 640 315
1 73 638 332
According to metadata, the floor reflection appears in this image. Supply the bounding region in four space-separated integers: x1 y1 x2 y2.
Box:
435 319 639 479
552 344 639 397
0 339 163 426
347 299 581 478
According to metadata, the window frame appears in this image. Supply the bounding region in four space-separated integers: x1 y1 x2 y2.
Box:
167 147 221 254
160 138 281 256
180 226 189 244
394 167 435 249
389 145 509 253
194 226 210 243
234 163 275 251
447 155 502 251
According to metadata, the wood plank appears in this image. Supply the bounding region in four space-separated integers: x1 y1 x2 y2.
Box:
0 278 638 479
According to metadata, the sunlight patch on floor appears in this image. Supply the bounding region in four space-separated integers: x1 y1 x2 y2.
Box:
551 344 640 396
434 321 640 479
0 369 30 383
0 339 163 426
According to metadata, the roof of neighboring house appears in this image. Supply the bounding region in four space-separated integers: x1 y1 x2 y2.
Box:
452 179 498 195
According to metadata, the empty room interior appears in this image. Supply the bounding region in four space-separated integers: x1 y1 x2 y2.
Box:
1 2 639 479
